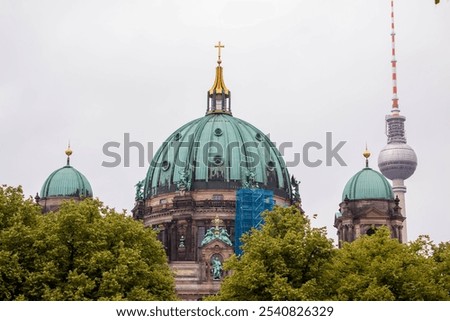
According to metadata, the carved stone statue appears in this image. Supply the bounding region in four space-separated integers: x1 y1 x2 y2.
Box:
291 175 301 204
134 179 144 201
179 235 185 248
201 228 215 246
201 227 232 247
177 168 191 193
211 256 222 280
218 228 233 246
242 169 259 189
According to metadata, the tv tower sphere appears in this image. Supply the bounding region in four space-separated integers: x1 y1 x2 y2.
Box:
378 142 417 180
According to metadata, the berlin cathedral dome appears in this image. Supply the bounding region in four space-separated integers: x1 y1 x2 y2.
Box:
143 113 292 200
132 43 298 300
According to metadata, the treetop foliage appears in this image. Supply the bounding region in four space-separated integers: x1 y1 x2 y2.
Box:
0 186 176 301
212 206 450 301
212 206 334 301
320 228 449 300
2 186 449 301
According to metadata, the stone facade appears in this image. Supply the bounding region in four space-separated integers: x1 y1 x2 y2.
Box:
38 196 88 213
334 196 404 247
133 189 290 300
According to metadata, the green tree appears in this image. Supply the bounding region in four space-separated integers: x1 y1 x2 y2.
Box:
209 204 450 301
320 228 449 300
0 185 40 230
0 186 41 300
432 241 450 297
0 186 176 300
212 206 334 300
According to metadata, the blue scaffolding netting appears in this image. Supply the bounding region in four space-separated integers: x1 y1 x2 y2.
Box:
234 188 274 255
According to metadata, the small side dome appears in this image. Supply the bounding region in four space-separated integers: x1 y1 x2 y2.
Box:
342 167 394 201
40 165 93 198
40 146 93 199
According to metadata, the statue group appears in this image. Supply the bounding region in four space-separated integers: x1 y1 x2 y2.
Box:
200 227 232 247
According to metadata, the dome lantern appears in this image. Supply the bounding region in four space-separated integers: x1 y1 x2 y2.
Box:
206 41 231 115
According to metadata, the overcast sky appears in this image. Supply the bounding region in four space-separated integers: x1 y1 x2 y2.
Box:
1 0 449 245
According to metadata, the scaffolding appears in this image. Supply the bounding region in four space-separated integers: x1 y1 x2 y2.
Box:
234 189 274 255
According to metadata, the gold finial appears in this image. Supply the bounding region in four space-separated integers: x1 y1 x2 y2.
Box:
215 41 224 65
212 214 223 236
208 41 229 96
363 144 371 167
65 145 72 157
65 142 72 165
363 150 371 159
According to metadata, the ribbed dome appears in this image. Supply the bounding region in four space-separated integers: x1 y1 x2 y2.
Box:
40 165 93 198
144 113 292 199
342 167 394 201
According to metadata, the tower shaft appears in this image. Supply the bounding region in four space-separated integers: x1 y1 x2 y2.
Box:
392 178 407 242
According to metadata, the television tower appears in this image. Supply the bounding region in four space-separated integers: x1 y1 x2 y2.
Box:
378 0 417 243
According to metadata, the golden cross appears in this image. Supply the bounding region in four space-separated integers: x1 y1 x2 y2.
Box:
214 41 225 64
212 214 223 235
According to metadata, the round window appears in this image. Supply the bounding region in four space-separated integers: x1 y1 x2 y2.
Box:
174 133 182 141
213 155 223 166
214 128 223 136
161 160 170 171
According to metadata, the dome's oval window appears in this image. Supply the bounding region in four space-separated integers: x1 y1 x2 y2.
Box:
174 133 182 141
161 160 170 171
255 133 263 141
213 155 224 166
267 160 276 171
214 128 223 136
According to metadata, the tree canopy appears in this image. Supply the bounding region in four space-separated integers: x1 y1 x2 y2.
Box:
2 186 449 301
213 206 334 300
0 186 176 301
212 206 450 301
319 228 450 300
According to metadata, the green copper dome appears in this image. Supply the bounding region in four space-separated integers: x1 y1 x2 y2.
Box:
144 113 292 200
342 167 394 201
40 165 93 198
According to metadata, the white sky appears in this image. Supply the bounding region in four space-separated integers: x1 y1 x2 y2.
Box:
1 0 449 245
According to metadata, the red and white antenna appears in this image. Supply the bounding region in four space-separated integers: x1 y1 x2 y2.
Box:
390 0 400 115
